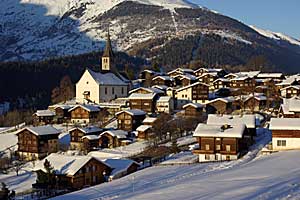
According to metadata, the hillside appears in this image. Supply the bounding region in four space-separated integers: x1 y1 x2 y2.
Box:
1 0 300 72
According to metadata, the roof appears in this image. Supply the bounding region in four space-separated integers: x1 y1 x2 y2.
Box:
183 103 204 109
87 69 127 86
100 130 128 139
34 110 55 117
69 126 103 134
176 82 209 92
270 118 300 130
152 85 168 90
68 104 100 112
231 76 252 81
34 154 111 176
213 78 230 83
244 94 267 102
143 117 157 123
280 85 300 91
207 114 256 129
207 97 235 104
193 123 245 138
152 76 174 81
129 87 164 94
115 109 146 116
17 125 61 136
157 96 172 102
81 135 100 140
257 73 284 79
103 158 139 176
102 31 114 58
136 125 152 132
180 74 197 81
128 93 157 100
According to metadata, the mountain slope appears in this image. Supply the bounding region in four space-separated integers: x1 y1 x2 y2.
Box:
1 0 300 73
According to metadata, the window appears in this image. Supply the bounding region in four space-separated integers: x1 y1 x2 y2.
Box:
86 81 89 84
205 154 210 160
92 166 96 171
86 166 89 173
216 145 221 151
277 140 286 146
105 87 107 95
205 144 210 151
226 145 231 152
112 87 115 95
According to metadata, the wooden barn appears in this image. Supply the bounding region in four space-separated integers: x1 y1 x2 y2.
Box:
136 125 153 140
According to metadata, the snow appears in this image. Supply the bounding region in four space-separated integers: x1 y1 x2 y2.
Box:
157 96 171 102
128 93 157 100
34 110 55 117
88 69 128 86
182 102 203 109
193 123 245 138
160 151 198 165
16 125 61 136
103 158 139 179
68 104 100 112
250 25 300 46
207 114 256 129
116 109 146 116
270 118 300 130
0 132 18 152
69 126 103 134
142 117 157 124
100 130 128 139
136 125 152 132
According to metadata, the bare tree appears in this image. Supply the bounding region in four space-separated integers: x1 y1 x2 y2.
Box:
12 160 25 176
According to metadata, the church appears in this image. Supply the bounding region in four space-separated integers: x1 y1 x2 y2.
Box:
76 32 130 103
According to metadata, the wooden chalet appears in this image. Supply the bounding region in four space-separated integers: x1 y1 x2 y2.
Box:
280 85 300 98
32 110 55 126
174 74 197 87
128 93 158 113
139 69 158 87
129 87 165 96
270 118 300 151
182 103 204 118
206 97 235 114
243 95 267 111
213 78 230 90
193 123 251 162
136 125 153 140
33 154 112 190
279 97 300 118
104 159 140 181
69 104 100 124
81 135 101 152
256 73 285 81
52 105 72 123
98 130 129 148
115 109 146 132
152 76 175 87
142 117 158 126
198 72 218 86
230 76 256 93
156 96 174 114
69 126 103 150
16 126 61 160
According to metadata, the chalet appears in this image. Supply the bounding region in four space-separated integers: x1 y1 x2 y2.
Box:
16 126 61 160
174 74 197 86
52 105 72 123
32 110 55 126
142 117 158 126
276 74 300 90
156 96 174 114
81 135 101 152
198 72 218 86
69 126 103 150
207 114 256 137
280 85 300 98
230 76 256 93
76 33 129 103
168 68 194 78
33 154 112 190
129 87 164 96
193 123 250 162
206 97 235 114
104 159 140 181
152 76 174 87
136 125 153 140
213 78 230 90
99 130 128 148
243 94 267 111
279 97 300 118
69 104 100 124
128 93 158 113
270 118 300 151
195 68 226 77
115 109 146 132
139 69 159 87
182 103 204 118
175 82 209 108
256 73 285 81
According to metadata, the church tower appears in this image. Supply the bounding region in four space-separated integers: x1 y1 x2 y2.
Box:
101 29 114 72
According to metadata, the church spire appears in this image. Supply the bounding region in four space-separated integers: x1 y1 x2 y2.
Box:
101 25 114 72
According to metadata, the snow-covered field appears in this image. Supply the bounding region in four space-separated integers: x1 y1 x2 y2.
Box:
52 150 300 200
0 132 18 152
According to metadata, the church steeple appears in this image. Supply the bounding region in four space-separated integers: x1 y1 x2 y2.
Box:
102 27 114 72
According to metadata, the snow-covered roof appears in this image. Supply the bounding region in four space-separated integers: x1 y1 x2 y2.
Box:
207 97 235 104
244 94 267 102
129 87 164 94
34 110 55 117
207 114 256 129
152 85 168 90
143 117 157 124
279 104 294 115
68 104 100 112
276 74 300 86
69 126 103 134
82 135 100 140
280 85 300 91
180 74 197 80
34 154 110 176
128 93 157 100
88 69 128 86
231 76 251 81
213 78 230 83
176 82 209 92
270 118 300 131
198 72 218 78
152 75 174 81
288 98 300 112
183 103 204 109
257 73 284 79
157 96 172 102
116 109 146 116
136 125 152 132
193 123 245 138
100 130 128 139
103 158 139 177
17 125 61 136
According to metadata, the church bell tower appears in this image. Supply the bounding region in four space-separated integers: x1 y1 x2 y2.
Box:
101 28 114 72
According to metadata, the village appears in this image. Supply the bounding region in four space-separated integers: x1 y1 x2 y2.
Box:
1 33 300 199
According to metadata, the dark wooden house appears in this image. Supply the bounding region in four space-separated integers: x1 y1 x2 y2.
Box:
206 97 235 114
116 109 146 132
69 104 100 124
32 110 55 126
152 76 174 87
182 103 204 118
69 126 103 150
128 93 158 113
136 125 153 140
98 130 128 148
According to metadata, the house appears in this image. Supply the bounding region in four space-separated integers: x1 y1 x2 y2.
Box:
129 87 164 96
182 103 204 118
69 126 103 150
230 76 256 93
152 76 174 87
175 82 209 108
269 118 300 151
193 123 250 162
116 109 146 132
142 117 158 126
156 96 174 114
51 105 72 123
33 154 112 190
128 93 158 113
136 125 153 140
279 97 300 118
280 85 300 98
243 94 267 111
32 110 55 126
198 72 218 86
213 78 230 90
69 104 100 124
256 73 285 81
103 159 140 181
98 130 128 148
207 114 256 137
81 135 101 152
16 126 61 160
139 69 159 87
206 97 235 114
168 68 194 78
76 33 129 103
174 74 197 86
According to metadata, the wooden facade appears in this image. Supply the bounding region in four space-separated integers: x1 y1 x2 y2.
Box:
152 76 174 87
98 132 127 148
244 97 267 111
206 99 233 114
129 95 157 113
116 111 146 132
69 127 102 150
70 106 99 124
183 105 203 118
230 77 256 94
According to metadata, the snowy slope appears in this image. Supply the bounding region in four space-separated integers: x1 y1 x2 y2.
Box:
52 150 300 200
250 25 300 46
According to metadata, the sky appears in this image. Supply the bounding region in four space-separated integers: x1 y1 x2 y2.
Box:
190 0 300 39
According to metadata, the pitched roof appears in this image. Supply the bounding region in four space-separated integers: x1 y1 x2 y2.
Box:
176 82 209 92
68 104 100 112
128 93 157 100
152 76 174 81
207 97 235 104
207 114 256 129
193 123 245 138
102 31 114 58
34 110 55 117
157 96 172 102
17 125 61 136
103 158 139 177
69 126 103 134
136 125 152 132
143 117 157 124
87 69 127 86
183 102 204 109
270 118 300 130
257 73 284 79
100 130 128 139
81 135 100 140
129 87 164 94
115 109 146 116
